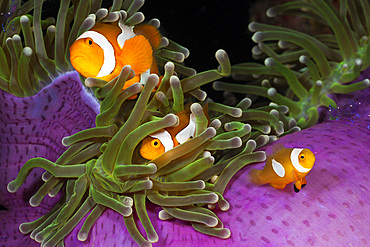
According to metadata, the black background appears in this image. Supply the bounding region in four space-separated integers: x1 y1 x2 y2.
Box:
140 1 258 100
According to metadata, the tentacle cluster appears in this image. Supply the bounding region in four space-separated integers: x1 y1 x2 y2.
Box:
0 0 191 97
6 50 274 246
4 0 289 246
213 0 370 129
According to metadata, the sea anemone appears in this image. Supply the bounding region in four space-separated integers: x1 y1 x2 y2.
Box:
214 0 369 129
1 0 281 246
1 0 369 246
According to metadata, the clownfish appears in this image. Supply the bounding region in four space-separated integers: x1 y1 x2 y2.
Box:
140 110 198 160
69 20 161 89
248 143 315 192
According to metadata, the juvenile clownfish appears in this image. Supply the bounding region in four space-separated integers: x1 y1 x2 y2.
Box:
69 21 161 89
140 110 199 160
248 143 315 193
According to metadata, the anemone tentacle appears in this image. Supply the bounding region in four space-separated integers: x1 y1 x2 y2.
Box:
3 1 283 246
6 0 365 246
214 0 369 128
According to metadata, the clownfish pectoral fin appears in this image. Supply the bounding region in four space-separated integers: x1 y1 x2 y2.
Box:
270 183 286 190
271 143 286 154
247 168 264 185
134 24 162 50
119 35 153 75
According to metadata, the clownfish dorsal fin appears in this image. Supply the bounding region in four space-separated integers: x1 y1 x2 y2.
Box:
271 143 286 154
133 24 162 50
119 34 153 75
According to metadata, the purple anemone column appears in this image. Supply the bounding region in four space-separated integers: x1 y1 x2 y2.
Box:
0 71 99 246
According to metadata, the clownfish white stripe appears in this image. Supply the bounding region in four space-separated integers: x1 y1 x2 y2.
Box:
149 130 174 152
272 159 285 177
291 148 311 173
176 113 196 144
139 69 151 85
76 31 116 77
117 22 136 48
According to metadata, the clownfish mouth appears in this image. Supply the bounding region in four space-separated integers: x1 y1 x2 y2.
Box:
70 55 85 62
70 55 82 59
70 55 93 76
70 50 90 62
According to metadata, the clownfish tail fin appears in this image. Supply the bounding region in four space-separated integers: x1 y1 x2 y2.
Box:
247 168 264 185
134 24 162 50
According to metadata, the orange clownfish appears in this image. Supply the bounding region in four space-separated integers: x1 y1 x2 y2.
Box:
248 144 315 192
69 20 161 89
140 110 198 160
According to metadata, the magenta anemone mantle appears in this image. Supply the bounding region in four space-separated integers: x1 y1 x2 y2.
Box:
0 72 99 246
1 0 370 247
1 70 369 247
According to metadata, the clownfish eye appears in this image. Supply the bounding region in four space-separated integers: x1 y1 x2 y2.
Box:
87 38 93 45
150 139 160 148
300 154 305 160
